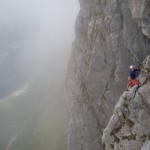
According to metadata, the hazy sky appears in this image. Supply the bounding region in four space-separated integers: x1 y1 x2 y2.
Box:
1 0 79 59
0 2 79 150
0 0 79 97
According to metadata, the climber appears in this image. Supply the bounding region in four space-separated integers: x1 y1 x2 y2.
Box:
126 65 141 91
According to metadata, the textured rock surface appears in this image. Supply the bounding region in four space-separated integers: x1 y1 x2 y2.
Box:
131 0 150 38
141 141 150 150
102 55 150 150
67 0 150 150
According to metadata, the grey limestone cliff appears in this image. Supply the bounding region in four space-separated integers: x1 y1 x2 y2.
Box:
67 0 150 150
102 55 150 150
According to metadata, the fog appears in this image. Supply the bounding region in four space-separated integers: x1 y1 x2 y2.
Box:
0 0 79 150
0 0 79 96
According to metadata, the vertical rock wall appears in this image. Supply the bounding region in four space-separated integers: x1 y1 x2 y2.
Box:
67 0 150 150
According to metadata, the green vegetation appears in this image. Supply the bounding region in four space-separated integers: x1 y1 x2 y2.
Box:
122 133 136 141
123 102 128 108
110 124 123 136
114 134 120 143
110 144 114 149
147 131 150 140
110 125 122 144
126 119 135 128
102 142 106 150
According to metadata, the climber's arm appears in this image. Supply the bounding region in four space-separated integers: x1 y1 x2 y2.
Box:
134 69 141 72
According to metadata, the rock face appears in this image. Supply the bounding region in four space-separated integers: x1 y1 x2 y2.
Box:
67 0 150 150
102 55 150 150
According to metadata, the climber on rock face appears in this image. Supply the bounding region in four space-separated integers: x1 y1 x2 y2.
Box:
126 65 141 91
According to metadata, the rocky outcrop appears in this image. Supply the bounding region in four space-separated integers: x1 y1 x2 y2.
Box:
102 55 150 150
131 0 150 38
67 0 150 150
